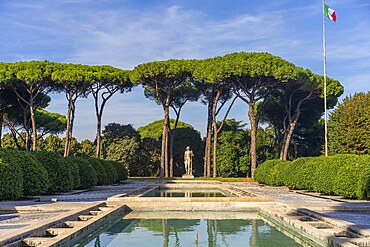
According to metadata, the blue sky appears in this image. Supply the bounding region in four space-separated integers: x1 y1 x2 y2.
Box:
1 0 369 141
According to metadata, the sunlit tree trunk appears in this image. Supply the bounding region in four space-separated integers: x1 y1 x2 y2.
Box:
248 101 258 178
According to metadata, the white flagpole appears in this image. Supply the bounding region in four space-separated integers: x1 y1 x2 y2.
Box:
322 0 328 156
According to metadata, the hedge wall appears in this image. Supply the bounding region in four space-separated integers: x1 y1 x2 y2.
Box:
255 154 370 199
0 148 128 201
0 150 23 200
32 151 74 193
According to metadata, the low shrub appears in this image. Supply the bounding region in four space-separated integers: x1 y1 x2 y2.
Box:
99 159 118 184
67 157 97 189
0 149 23 200
65 157 82 189
111 161 128 181
87 157 108 185
254 154 370 199
282 157 315 190
254 159 279 184
32 151 74 193
11 150 49 196
333 155 370 199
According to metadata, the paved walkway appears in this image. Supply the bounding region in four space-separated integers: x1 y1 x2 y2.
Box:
1 180 369 239
230 182 370 228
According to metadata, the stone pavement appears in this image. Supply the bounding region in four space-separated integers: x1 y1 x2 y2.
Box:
230 182 370 228
1 180 370 242
0 180 160 238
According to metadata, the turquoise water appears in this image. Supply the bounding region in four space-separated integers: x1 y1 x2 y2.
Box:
143 188 231 197
78 218 302 246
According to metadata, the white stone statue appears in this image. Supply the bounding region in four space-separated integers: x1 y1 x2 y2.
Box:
184 146 194 176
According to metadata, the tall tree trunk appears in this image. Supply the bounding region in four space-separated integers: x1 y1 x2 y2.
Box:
169 131 175 177
248 101 258 178
204 102 213 177
29 100 37 151
281 115 299 160
164 110 170 177
160 105 170 178
169 106 182 177
212 121 218 178
64 91 73 157
96 113 102 158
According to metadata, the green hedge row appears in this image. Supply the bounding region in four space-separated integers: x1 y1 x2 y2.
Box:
0 148 128 200
254 154 370 199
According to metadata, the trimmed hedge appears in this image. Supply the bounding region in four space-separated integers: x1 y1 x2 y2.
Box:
99 159 118 184
87 157 108 185
254 159 291 186
32 151 74 193
0 150 23 200
0 148 128 201
65 157 81 189
110 160 128 181
255 154 370 199
67 156 97 189
10 150 50 196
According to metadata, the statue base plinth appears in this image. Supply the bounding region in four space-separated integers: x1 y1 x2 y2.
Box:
182 174 194 179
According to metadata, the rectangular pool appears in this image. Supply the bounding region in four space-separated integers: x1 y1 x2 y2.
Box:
143 187 234 197
75 212 304 247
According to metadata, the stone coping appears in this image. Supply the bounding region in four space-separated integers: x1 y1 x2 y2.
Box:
0 202 103 247
1 181 370 247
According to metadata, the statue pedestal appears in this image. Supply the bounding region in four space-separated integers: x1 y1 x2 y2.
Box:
182 174 194 179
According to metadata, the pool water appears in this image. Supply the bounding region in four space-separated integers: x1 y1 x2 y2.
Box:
143 188 232 197
77 216 302 246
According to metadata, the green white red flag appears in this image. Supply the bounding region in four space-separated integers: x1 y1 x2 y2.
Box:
324 4 336 22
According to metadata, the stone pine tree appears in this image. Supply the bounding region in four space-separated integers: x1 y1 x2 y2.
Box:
90 66 132 158
259 69 343 160
52 63 92 157
193 58 236 177
223 52 302 178
1 61 56 151
0 63 18 147
328 92 370 155
131 59 193 178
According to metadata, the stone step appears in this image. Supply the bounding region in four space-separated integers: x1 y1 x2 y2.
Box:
64 220 85 228
46 227 69 236
23 237 47 246
78 215 94 221
98 206 112 211
89 210 103 216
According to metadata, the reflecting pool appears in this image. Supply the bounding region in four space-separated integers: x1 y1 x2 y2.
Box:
143 188 233 197
76 213 303 247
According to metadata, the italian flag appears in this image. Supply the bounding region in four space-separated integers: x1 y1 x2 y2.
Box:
324 4 336 22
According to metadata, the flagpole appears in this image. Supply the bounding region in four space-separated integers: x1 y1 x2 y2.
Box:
322 0 328 157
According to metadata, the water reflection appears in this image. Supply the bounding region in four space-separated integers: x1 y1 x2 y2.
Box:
81 217 302 247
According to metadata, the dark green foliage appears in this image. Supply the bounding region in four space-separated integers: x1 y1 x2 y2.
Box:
105 137 140 176
8 150 49 196
171 128 204 177
217 130 249 177
329 92 370 155
255 155 370 199
333 155 370 199
138 119 192 139
0 150 23 200
65 157 81 189
254 159 291 186
312 156 343 195
285 157 316 190
67 156 97 189
111 160 128 181
99 159 118 184
32 151 73 193
87 157 108 185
